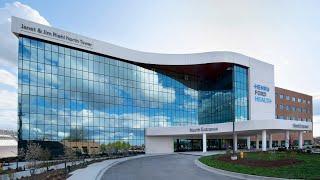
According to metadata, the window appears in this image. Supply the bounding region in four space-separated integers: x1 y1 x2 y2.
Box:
280 104 284 110
286 105 290 111
291 106 296 112
285 95 290 100
292 97 296 102
307 100 311 104
279 94 284 99
303 99 306 104
278 115 285 119
18 37 250 150
298 98 302 103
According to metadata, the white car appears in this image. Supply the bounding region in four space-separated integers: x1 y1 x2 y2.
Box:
311 146 320 154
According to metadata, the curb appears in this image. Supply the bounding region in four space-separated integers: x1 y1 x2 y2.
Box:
194 159 289 180
177 151 226 157
176 152 203 156
95 154 171 180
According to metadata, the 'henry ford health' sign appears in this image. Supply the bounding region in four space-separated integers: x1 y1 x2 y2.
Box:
254 84 272 103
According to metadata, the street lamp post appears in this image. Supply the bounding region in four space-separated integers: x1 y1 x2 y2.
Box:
229 66 237 161
231 119 237 160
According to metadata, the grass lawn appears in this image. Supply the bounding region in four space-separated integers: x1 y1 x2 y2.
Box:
199 151 320 179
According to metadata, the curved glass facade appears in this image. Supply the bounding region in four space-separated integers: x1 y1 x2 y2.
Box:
18 36 248 153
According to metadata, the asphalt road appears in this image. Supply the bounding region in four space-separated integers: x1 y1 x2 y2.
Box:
102 154 238 180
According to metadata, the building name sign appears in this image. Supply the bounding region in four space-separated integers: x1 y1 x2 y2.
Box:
20 24 93 48
254 84 272 103
293 123 309 129
189 127 218 133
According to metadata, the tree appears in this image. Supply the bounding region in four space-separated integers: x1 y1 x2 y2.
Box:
121 142 130 155
91 148 98 160
104 141 131 156
18 148 25 160
100 144 107 154
25 142 43 174
105 143 114 156
114 141 122 154
16 148 25 170
41 148 51 171
64 146 76 166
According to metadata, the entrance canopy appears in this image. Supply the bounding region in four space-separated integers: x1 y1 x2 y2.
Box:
146 120 312 137
145 120 312 154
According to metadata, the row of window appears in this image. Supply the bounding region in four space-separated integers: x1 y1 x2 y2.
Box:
234 66 249 122
277 104 312 114
19 36 249 146
276 115 312 122
276 93 311 104
252 140 312 146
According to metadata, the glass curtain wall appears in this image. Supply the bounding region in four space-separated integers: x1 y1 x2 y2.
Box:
18 36 248 153
198 65 249 124
18 37 198 151
234 65 249 121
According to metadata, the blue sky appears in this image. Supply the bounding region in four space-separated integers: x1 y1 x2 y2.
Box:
0 0 319 136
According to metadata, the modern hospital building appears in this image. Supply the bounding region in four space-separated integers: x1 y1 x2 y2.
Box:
11 17 313 155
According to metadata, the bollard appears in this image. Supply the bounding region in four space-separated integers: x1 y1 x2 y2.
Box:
240 151 244 159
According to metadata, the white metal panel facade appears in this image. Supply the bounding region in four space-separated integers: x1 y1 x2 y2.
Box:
12 16 275 122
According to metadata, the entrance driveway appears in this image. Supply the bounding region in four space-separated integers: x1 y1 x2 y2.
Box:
102 154 239 180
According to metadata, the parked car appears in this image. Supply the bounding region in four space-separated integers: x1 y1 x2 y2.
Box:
311 145 320 154
302 145 320 153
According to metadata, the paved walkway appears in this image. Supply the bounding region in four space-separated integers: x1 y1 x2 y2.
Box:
68 155 147 180
102 154 239 180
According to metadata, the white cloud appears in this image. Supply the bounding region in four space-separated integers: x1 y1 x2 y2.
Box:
183 100 197 110
109 112 169 129
51 109 169 142
0 90 17 130
0 69 17 89
0 2 50 130
121 132 135 142
0 89 17 110
184 88 198 99
136 66 175 103
0 1 50 67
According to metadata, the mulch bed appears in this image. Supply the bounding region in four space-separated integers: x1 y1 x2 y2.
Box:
19 169 67 180
217 155 302 168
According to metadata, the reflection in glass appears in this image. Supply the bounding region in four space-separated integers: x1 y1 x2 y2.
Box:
18 37 249 154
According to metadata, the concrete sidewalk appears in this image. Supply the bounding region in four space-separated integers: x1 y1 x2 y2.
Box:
68 154 168 180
